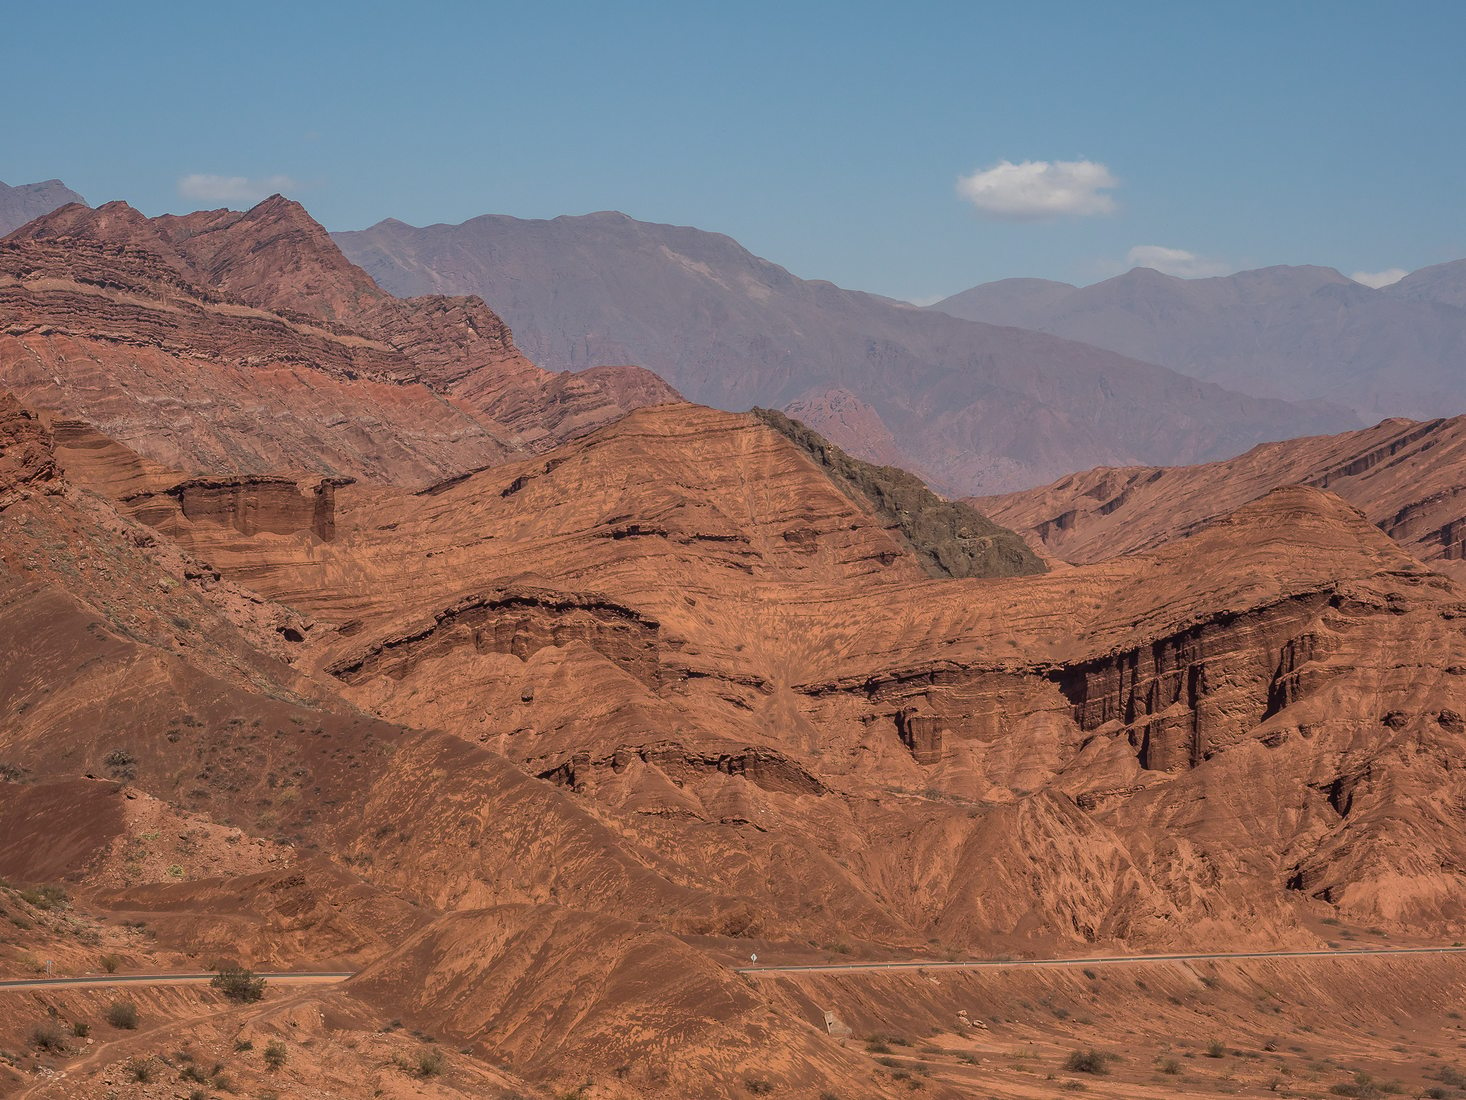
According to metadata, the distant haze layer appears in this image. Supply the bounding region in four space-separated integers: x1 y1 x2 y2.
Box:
931 264 1466 423
336 211 1352 495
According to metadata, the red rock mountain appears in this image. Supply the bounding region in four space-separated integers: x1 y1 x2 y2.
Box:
1 197 677 485
334 211 1353 494
4 379 1465 1096
973 413 1466 584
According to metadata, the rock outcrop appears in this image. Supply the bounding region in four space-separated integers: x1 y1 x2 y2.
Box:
0 391 60 509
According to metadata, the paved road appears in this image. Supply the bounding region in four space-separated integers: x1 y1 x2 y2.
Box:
0 971 353 992
737 945 1466 975
8 948 1462 989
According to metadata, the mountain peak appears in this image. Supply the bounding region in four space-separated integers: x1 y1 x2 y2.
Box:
1386 258 1466 310
155 193 385 322
11 198 148 240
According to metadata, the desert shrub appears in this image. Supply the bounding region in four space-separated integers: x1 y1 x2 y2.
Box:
18 884 67 910
181 1063 209 1082
211 966 266 1003
107 1000 138 1029
1159 1057 1182 1075
1063 1050 1110 1075
124 1056 154 1082
99 953 121 974
1206 1039 1227 1058
70 1021 89 1038
417 1049 447 1077
745 1077 774 1095
31 1020 68 1053
104 749 136 779
263 1039 287 1071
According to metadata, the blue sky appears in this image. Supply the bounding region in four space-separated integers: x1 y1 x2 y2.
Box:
6 0 1464 300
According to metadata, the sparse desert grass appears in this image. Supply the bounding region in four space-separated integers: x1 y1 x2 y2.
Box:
18 884 67 910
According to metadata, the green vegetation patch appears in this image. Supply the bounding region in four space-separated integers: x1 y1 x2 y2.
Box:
752 408 1046 579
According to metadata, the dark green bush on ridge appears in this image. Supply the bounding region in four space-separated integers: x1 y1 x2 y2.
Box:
751 408 1047 579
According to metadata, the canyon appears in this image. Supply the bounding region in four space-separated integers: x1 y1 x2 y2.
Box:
1 192 1466 1099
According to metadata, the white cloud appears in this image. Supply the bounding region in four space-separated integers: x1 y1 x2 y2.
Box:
1125 244 1233 279
956 159 1117 220
177 173 300 204
1349 267 1408 289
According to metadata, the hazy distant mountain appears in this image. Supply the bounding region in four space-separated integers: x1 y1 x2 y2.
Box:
0 178 86 236
1386 259 1466 310
336 212 1351 494
931 264 1466 422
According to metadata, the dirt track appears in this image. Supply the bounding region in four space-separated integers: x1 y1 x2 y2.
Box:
0 971 353 992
